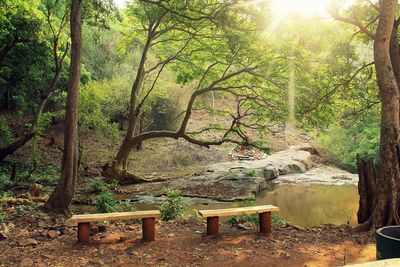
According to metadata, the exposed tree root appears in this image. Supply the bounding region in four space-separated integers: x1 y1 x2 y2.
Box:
102 162 168 185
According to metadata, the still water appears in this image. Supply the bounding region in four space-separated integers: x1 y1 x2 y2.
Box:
73 184 359 227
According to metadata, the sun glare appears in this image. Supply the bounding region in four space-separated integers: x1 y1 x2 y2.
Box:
271 0 332 19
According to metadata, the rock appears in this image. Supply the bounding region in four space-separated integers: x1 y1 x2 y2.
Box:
1 197 33 205
37 221 46 228
20 258 34 267
263 167 279 181
287 223 306 231
0 231 8 240
89 259 105 266
18 238 38 246
28 183 44 197
0 223 12 240
276 165 358 185
47 230 59 238
237 222 253 230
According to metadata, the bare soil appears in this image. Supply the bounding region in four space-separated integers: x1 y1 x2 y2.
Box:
0 210 375 267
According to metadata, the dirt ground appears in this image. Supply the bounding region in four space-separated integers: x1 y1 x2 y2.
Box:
0 209 375 267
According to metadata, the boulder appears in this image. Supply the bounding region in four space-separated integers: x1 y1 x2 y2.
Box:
47 230 59 238
263 167 279 181
28 183 44 197
18 238 38 246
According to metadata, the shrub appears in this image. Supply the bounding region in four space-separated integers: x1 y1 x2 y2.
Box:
0 174 11 193
0 213 6 223
245 170 257 177
28 166 58 186
159 190 188 221
0 117 12 146
95 191 117 213
15 205 36 214
315 120 380 172
90 177 108 193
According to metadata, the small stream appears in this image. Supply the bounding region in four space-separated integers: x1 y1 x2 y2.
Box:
72 184 358 227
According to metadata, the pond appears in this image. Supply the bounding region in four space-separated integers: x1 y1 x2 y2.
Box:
72 184 359 227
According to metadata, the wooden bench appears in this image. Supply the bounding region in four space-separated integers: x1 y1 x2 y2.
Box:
69 210 160 243
198 205 279 235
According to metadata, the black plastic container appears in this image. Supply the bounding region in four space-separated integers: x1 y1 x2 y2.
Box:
376 225 400 260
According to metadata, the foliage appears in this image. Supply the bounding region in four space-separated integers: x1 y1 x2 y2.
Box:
0 213 5 223
15 204 36 214
315 119 380 172
90 177 108 193
226 213 259 225
272 214 287 227
28 165 58 186
159 190 188 221
0 174 11 193
245 170 258 177
95 191 117 213
0 117 12 146
79 78 126 139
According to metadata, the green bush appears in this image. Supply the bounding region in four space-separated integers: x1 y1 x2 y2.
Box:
15 205 36 214
0 117 12 146
159 190 188 221
28 166 58 186
245 170 257 177
315 120 380 172
227 213 259 225
0 213 6 223
95 191 117 213
227 213 287 227
90 177 108 193
0 174 11 193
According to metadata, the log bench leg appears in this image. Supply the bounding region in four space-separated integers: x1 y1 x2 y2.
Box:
207 216 219 235
142 217 155 242
78 222 90 243
259 212 272 235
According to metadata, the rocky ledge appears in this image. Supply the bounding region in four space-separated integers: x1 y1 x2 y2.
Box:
120 144 358 201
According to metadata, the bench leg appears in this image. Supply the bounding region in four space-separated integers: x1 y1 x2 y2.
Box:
78 222 90 243
259 212 272 235
207 216 219 235
142 218 155 242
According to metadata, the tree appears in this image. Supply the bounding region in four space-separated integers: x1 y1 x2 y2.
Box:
333 0 400 230
103 0 286 184
45 0 82 212
0 0 70 162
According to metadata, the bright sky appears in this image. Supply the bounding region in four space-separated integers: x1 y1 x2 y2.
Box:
114 0 358 18
271 0 357 19
114 0 127 8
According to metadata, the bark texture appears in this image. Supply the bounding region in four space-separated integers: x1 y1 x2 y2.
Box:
45 0 82 212
356 0 400 230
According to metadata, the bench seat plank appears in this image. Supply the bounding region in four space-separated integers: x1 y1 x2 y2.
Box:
198 205 279 218
69 210 160 223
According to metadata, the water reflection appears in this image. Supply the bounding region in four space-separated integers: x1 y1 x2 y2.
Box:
256 184 358 227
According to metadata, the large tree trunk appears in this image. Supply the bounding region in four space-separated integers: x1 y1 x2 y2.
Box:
45 0 82 212
357 156 377 224
358 0 400 231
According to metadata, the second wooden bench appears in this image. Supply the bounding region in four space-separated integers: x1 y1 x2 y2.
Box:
198 205 279 235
